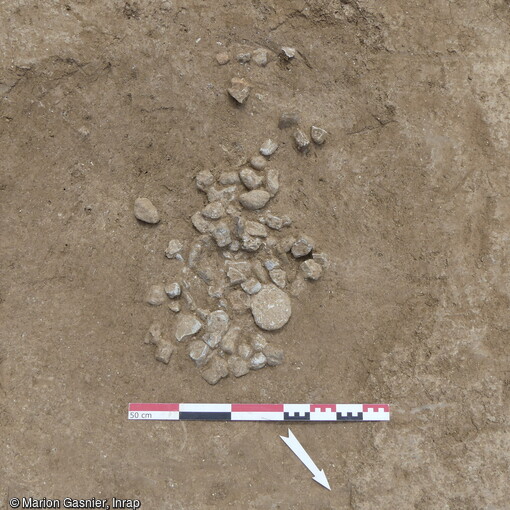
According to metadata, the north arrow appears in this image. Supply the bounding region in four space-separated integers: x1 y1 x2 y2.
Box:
280 428 331 490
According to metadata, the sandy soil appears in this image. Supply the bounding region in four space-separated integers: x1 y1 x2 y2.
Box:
1 1 509 508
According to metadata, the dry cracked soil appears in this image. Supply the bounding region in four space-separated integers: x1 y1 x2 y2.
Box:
1 1 509 509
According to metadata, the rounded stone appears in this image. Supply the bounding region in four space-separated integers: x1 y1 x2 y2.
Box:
134 198 160 224
239 190 271 210
250 284 292 331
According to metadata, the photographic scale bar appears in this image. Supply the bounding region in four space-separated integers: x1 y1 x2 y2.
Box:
128 403 390 422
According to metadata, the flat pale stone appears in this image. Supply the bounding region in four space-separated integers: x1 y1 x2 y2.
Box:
191 211 212 234
250 155 267 170
228 356 250 377
134 198 160 224
239 190 271 210
195 170 215 191
263 345 284 366
216 52 230 65
165 282 181 298
245 220 267 237
250 284 292 331
266 169 279 196
228 77 250 104
189 340 211 367
155 343 173 364
147 285 166 305
311 126 328 145
291 236 314 258
252 48 268 66
219 326 239 354
165 239 183 259
250 352 267 370
260 139 278 156
301 259 323 280
175 314 202 341
201 356 229 385
240 167 263 190
293 128 310 152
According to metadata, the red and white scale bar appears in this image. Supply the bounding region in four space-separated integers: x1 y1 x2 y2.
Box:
128 403 390 421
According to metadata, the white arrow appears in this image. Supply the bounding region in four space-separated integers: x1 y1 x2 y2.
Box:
280 428 331 490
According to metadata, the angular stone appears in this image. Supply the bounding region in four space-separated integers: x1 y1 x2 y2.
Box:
266 169 279 196
238 343 253 360
201 356 229 385
269 268 287 288
228 289 251 313
249 352 267 370
241 234 263 252
219 171 240 185
168 301 181 313
311 126 328 145
219 326 240 354
155 343 173 364
250 284 292 331
189 340 211 367
216 52 230 65
263 345 284 366
264 258 280 270
312 252 329 268
134 198 160 224
191 211 212 234
212 222 232 247
144 323 162 345
165 239 183 259
291 236 314 258
280 47 296 60
293 128 310 152
207 185 237 203
251 333 268 352
240 167 263 190
187 241 203 268
236 52 251 63
289 275 307 297
226 261 251 285
228 356 250 377
239 190 271 210
250 155 267 170
202 201 225 220
260 139 278 156
203 310 230 348
165 282 181 298
300 259 323 280
265 214 288 230
195 170 215 191
251 259 269 283
147 285 166 306
279 236 296 253
278 112 300 129
175 314 202 341
252 48 268 66
228 77 251 104
241 277 262 295
245 221 267 237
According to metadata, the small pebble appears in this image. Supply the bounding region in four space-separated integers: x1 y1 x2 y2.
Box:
269 268 287 288
241 277 262 295
236 52 251 63
252 259 269 283
134 198 160 224
266 169 279 196
195 170 215 191
168 301 181 313
250 284 292 331
264 258 280 270
212 222 232 247
191 211 212 234
216 52 230 65
207 185 237 203
265 214 290 231
279 236 296 253
263 345 284 366
241 234 263 252
219 326 239 354
249 352 267 370
229 240 240 251
144 323 162 345
155 343 173 364
228 77 251 104
226 261 251 284
175 314 202 341
238 343 253 360
165 282 181 298
228 356 250 377
278 112 300 129
311 126 328 145
312 252 329 268
240 168 263 190
147 285 166 306
260 139 278 157
252 48 269 66
239 190 271 210
280 47 296 60
293 128 310 152
250 155 267 170
291 236 314 258
165 239 183 259
219 171 240 185
300 259 323 280
201 356 229 385
245 221 267 237
187 241 203 268
251 333 268 352
202 201 225 220
189 340 211 367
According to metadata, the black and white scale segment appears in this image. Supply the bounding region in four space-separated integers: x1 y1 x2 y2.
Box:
128 403 390 421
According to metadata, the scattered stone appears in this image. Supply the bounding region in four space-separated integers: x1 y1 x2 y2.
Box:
251 333 268 352
241 277 262 295
280 47 296 60
238 343 253 360
265 214 290 230
236 52 251 63
289 276 307 297
219 171 240 185
252 48 269 66
240 167 263 190
228 77 251 104
134 198 160 224
278 112 300 129
269 268 287 288
207 185 237 203
202 201 225 220
250 352 267 370
252 259 269 283
175 314 202 341
300 259 323 280
203 310 230 348
165 282 181 298
165 239 184 259
212 222 232 247
228 289 251 313
216 52 230 65
279 236 296 253
264 258 280 270
245 221 267 237
291 236 314 258
226 204 242 216
189 340 211 367
219 326 239 354
201 356 229 385
311 126 328 145
260 139 278 157
168 301 181 313
293 128 310 152
250 155 267 170
266 169 279 196
195 170 215 191
146 285 166 306
228 356 250 377
144 323 162 345
239 190 271 210
250 284 292 331
226 261 251 284
208 282 224 298
191 211 212 234
188 241 203 268
312 252 329 268
155 343 173 364
229 240 240 251
241 234 263 252
263 345 284 366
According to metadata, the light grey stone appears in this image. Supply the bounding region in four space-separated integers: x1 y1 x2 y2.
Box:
189 340 211 367
168 301 181 313
203 310 230 348
293 128 310 152
260 139 278 156
191 211 212 234
202 201 225 219
165 282 181 298
146 285 166 306
236 52 251 63
195 170 215 191
175 314 202 341
238 343 253 360
250 155 267 170
312 252 329 268
216 52 230 65
280 47 296 59
212 222 232 247
219 171 240 185
279 236 296 253
264 258 280 271
228 289 251 313
251 333 268 352
201 356 229 385
291 236 314 258
266 169 279 196
239 190 271 210
241 234 263 252
228 356 250 377
269 268 287 289
300 259 323 280
228 77 251 104
311 126 328 145
245 221 267 237
219 326 240 354
241 277 262 295
249 352 267 370
188 241 203 268
207 185 237 203
252 259 269 283
134 198 160 224
263 345 284 366
144 323 162 345
155 343 173 364
250 284 292 331
165 239 183 259
252 48 268 66
240 167 263 190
